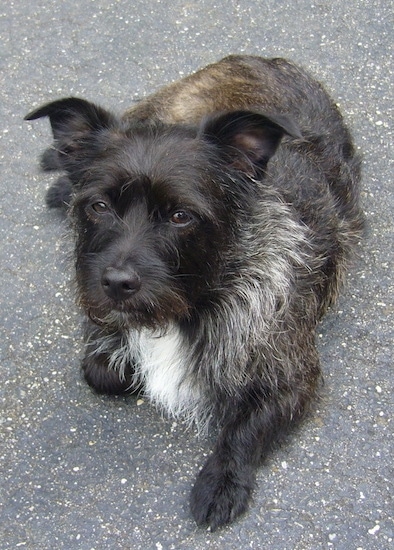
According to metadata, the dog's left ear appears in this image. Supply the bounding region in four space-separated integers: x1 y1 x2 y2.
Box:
201 110 301 174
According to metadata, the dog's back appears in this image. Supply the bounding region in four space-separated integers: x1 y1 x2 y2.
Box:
125 55 344 130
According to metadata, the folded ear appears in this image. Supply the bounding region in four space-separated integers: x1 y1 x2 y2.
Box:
200 110 301 174
25 98 116 180
24 97 115 138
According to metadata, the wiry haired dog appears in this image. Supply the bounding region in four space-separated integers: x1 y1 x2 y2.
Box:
25 55 363 530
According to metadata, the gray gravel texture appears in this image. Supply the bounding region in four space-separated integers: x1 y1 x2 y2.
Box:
1 1 393 549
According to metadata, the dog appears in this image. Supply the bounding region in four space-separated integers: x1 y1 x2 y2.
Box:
25 55 364 530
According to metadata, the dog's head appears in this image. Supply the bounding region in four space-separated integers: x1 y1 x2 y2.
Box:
25 98 299 329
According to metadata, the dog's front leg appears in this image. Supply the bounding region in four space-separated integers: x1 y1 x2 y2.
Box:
81 322 134 395
190 384 308 530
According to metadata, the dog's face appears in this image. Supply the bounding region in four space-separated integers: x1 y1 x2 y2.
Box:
72 125 232 329
26 99 297 329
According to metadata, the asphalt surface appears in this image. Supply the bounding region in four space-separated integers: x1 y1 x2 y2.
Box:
1 1 393 549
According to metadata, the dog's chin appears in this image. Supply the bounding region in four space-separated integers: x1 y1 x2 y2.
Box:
79 284 192 331
85 306 167 331
83 293 191 331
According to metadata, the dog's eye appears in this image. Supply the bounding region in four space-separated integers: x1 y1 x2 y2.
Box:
91 201 109 214
170 210 194 226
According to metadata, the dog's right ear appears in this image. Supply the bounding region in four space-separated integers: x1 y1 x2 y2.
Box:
24 97 115 139
25 98 116 180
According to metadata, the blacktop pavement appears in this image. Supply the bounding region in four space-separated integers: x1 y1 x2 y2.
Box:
1 1 393 549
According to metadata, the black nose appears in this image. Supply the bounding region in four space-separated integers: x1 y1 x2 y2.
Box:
101 267 141 301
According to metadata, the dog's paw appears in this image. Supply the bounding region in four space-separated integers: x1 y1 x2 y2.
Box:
82 354 134 395
190 455 255 530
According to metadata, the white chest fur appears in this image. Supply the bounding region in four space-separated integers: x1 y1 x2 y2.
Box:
118 325 203 424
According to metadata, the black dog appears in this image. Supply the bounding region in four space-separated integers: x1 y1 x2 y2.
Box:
25 55 364 530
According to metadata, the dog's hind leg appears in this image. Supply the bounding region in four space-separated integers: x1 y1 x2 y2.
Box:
40 147 62 171
39 147 73 208
45 176 73 208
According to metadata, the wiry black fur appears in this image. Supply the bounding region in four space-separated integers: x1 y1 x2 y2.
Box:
25 55 364 530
